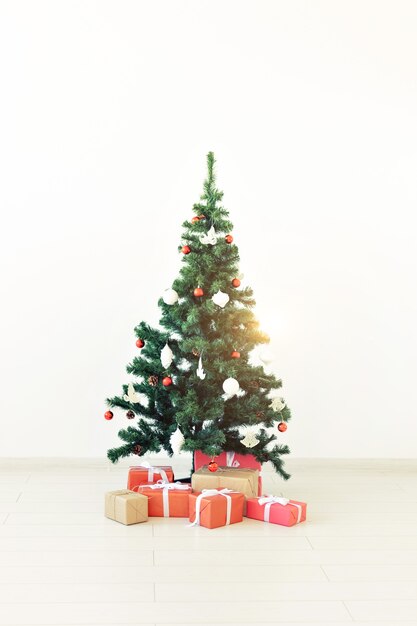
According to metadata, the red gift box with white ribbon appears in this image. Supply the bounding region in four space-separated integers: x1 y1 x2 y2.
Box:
189 488 245 529
194 450 261 471
127 462 174 492
246 495 307 527
139 481 191 517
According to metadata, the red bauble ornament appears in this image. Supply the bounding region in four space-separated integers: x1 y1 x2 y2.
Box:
278 422 288 432
225 234 233 244
136 338 145 349
182 245 191 255
208 461 218 472
191 216 200 224
198 214 206 220
162 376 173 387
231 278 241 288
194 287 204 297
231 350 241 359
104 410 113 420
126 410 135 419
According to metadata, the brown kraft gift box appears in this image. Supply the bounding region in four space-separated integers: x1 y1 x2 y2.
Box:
192 467 259 512
105 490 148 525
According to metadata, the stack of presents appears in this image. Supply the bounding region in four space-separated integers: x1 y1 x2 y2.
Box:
105 451 306 529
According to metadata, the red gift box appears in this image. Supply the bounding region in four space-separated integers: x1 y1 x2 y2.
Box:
194 450 261 471
139 482 191 517
127 463 174 492
246 496 307 527
189 489 245 529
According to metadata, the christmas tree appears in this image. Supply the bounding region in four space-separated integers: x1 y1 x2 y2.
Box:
105 153 291 479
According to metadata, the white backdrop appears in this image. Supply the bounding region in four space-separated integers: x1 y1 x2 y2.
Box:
1 0 416 458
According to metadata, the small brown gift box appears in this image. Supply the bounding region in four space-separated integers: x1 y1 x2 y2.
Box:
192 467 259 513
105 490 148 525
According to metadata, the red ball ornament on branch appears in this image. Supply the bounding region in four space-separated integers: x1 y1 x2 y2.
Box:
191 216 200 224
278 422 288 432
225 234 233 244
208 460 218 472
162 376 173 387
136 338 145 349
193 287 204 297
104 411 114 420
231 278 241 287
181 245 191 255
231 350 241 359
198 214 206 220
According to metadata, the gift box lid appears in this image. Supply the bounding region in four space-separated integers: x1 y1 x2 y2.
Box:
192 467 259 498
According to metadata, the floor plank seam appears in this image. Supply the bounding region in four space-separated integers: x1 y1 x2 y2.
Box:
319 564 330 581
342 599 356 621
305 536 315 550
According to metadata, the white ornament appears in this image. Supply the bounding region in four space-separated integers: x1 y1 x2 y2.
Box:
160 343 174 369
162 289 179 305
259 347 274 364
212 290 230 308
178 358 191 371
123 383 141 404
170 428 185 455
199 226 218 245
241 429 259 448
196 354 206 380
269 397 286 412
222 377 240 398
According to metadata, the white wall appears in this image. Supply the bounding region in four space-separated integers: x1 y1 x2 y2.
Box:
1 0 416 458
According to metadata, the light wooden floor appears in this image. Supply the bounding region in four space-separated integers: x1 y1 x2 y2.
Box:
0 458 417 625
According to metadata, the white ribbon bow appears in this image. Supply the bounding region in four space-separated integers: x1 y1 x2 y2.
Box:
141 481 189 518
226 451 240 468
145 480 189 491
257 495 302 523
130 461 169 484
190 488 236 527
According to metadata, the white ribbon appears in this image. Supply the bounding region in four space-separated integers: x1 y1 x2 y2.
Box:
190 488 236 527
226 451 240 468
141 481 189 517
258 495 302 524
130 461 169 484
